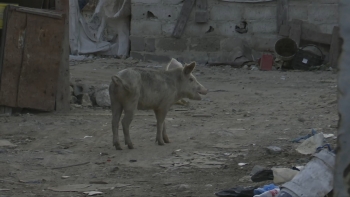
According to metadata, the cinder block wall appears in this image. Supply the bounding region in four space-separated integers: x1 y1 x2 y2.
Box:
130 0 339 63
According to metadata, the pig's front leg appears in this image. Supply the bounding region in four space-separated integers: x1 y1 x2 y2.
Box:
154 109 168 145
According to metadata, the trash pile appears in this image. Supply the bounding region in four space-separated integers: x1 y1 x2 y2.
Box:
215 129 336 197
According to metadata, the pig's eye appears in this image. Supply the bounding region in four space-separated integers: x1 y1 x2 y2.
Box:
189 78 194 82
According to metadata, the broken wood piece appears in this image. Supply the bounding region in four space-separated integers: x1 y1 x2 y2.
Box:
289 19 302 46
192 114 212 117
172 0 195 38
276 0 288 33
329 26 341 68
52 161 90 169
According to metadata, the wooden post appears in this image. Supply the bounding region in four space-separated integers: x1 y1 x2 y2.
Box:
329 26 341 68
277 0 288 33
172 0 195 38
55 0 70 111
289 19 302 47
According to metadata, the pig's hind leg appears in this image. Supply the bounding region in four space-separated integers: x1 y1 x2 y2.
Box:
111 101 123 150
162 122 170 143
121 102 137 149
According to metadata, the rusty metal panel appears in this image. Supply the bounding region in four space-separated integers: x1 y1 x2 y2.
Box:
0 8 26 107
17 13 64 111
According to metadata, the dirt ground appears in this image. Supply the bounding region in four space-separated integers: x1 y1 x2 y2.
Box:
0 58 338 197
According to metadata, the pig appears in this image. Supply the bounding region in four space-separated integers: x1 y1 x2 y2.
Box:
108 58 208 150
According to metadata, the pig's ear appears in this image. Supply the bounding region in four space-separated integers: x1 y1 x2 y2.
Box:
165 58 183 70
183 62 196 75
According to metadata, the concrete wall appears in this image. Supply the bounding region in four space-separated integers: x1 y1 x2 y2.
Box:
130 0 339 63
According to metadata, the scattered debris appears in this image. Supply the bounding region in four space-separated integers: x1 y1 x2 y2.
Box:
52 161 90 169
192 114 212 117
272 167 299 184
259 54 274 71
238 163 248 166
251 169 273 182
0 189 10 191
296 133 324 155
323 134 335 139
47 183 130 192
84 136 93 139
0 140 17 147
129 160 137 163
239 175 252 183
292 129 318 143
254 184 279 196
250 165 268 176
178 184 190 190
83 191 103 196
61 176 70 179
265 146 282 155
215 186 256 197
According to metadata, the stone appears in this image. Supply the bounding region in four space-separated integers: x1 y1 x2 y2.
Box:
239 175 252 183
80 93 92 107
95 86 111 107
250 165 267 176
178 184 190 190
70 96 78 104
266 146 282 155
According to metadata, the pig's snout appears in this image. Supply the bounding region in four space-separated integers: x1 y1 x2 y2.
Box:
198 87 208 95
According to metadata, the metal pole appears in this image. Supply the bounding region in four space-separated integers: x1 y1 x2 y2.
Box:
334 0 350 196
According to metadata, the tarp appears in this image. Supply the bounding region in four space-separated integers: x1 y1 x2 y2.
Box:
69 0 130 57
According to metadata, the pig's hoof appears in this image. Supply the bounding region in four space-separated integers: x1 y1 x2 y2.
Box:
158 140 165 146
114 145 123 150
127 144 134 149
163 137 170 143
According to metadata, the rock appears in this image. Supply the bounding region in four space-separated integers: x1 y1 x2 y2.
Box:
239 175 252 183
80 93 92 107
70 86 74 95
178 184 190 190
95 85 111 107
266 146 282 155
250 165 267 176
298 117 305 122
250 65 259 71
73 83 89 97
0 140 17 147
242 65 249 70
70 96 78 104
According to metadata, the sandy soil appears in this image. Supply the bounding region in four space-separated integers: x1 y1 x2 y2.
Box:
0 58 338 197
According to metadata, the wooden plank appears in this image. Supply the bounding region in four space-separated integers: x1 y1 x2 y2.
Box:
15 7 63 18
0 9 26 107
17 14 65 111
301 28 332 45
289 19 302 46
279 24 290 37
172 0 195 38
277 0 288 33
0 5 10 78
329 26 341 68
55 0 70 112
279 23 332 45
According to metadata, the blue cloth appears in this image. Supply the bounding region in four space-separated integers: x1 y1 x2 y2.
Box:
291 129 318 143
253 184 278 195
